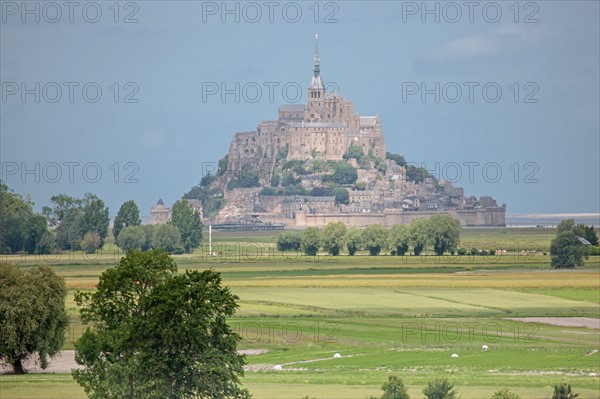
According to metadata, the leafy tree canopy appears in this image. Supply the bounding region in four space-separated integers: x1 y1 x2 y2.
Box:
73 250 249 399
409 218 430 255
361 224 388 256
113 200 141 240
301 227 321 256
170 200 203 253
0 263 68 374
277 231 302 252
389 224 410 256
429 215 461 256
322 222 347 256
345 227 363 256
550 230 587 269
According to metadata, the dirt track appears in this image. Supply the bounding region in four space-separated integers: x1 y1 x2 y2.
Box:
0 349 269 374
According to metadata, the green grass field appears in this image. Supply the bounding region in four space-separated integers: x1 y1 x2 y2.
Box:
1 228 599 399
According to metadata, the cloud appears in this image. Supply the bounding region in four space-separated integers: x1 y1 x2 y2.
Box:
431 34 498 57
430 25 549 59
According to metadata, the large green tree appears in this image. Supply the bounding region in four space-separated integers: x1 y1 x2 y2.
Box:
321 222 347 256
345 227 362 256
113 200 141 241
0 183 50 254
550 231 587 268
152 224 182 253
21 214 49 254
116 225 147 252
550 219 589 269
73 250 249 399
42 193 82 228
0 264 68 374
301 227 321 256
556 219 576 235
80 194 110 248
429 215 461 256
361 224 388 256
276 231 302 252
389 224 410 256
55 207 84 250
409 218 430 256
170 200 203 253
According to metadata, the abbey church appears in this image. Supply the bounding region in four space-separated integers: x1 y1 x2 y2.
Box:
227 41 386 171
200 39 506 228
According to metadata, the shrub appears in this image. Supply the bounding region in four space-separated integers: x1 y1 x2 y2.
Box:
381 375 410 399
457 248 467 256
422 378 458 399
82 232 101 254
492 389 521 399
552 383 579 399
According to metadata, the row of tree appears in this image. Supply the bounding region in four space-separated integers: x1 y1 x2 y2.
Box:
1 181 205 255
0 184 112 255
368 375 578 399
114 199 203 254
42 193 110 253
277 215 461 256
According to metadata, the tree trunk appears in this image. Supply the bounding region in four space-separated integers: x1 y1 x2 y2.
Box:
12 358 25 374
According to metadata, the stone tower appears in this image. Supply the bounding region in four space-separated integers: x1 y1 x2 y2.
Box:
307 34 326 122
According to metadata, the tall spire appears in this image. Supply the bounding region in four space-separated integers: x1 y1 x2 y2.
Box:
309 33 324 90
313 33 320 78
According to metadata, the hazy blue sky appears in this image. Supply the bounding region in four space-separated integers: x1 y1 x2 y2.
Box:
1 1 599 218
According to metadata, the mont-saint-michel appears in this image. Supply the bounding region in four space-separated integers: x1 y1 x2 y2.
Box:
181 41 506 228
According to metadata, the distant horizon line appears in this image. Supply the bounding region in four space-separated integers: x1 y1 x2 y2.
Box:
507 213 600 217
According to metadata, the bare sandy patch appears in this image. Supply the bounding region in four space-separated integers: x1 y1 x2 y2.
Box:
507 317 600 329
